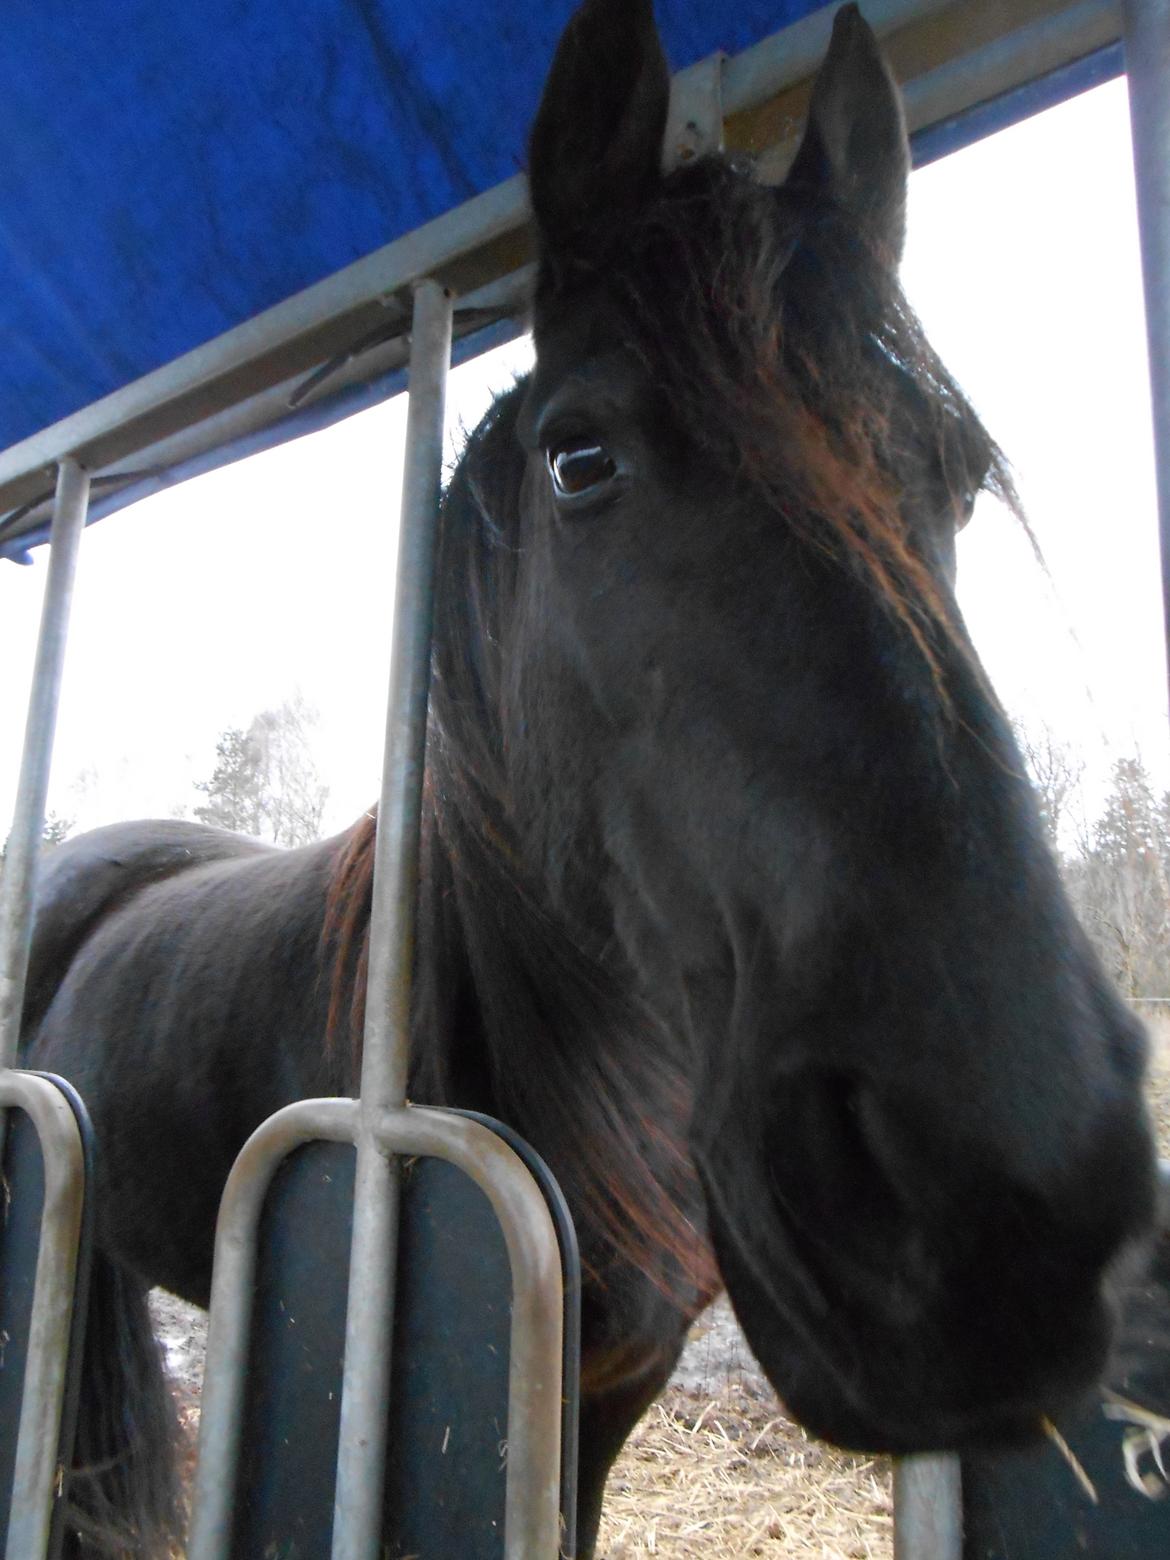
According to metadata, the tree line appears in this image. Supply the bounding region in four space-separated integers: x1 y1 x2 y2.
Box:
2 696 329 864
1018 728 1170 1000
193 695 327 848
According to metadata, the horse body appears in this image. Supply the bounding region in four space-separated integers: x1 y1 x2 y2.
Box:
18 2 1157 1554
25 822 337 1299
26 811 704 1553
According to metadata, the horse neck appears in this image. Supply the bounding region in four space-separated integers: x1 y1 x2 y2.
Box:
322 763 714 1303
410 782 715 1304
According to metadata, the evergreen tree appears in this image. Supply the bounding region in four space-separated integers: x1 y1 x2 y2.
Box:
1067 754 1170 997
193 728 265 836
1093 756 1160 867
194 698 327 847
1013 721 1084 851
1 812 72 863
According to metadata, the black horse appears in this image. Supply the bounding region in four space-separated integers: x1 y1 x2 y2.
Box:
20 3 1156 1554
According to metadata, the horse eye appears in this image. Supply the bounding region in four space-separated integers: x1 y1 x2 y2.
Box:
547 438 617 500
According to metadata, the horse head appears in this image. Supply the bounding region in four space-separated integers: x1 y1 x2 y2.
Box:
437 0 1156 1456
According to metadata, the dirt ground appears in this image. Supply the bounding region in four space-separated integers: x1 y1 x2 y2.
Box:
151 1013 1170 1557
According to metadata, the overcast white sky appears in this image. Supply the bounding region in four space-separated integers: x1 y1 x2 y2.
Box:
0 76 1163 844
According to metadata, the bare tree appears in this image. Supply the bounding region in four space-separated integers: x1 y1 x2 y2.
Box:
1 811 72 864
248 696 330 847
1065 754 1170 998
1013 720 1086 853
194 728 265 836
195 696 328 848
1010 731 1170 999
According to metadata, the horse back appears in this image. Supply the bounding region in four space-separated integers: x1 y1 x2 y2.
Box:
20 819 346 1300
22 819 274 1042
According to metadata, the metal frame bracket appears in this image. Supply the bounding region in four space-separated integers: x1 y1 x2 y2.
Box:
665 52 726 169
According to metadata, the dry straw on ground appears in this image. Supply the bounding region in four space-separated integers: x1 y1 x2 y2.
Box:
597 1385 892 1560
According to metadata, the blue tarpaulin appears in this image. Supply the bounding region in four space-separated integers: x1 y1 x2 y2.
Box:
0 1 831 458
0 1 1126 563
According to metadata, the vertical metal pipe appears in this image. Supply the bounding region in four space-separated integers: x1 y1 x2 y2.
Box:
0 458 89 1071
360 278 453 1115
2 1078 87 1560
189 1099 359 1560
369 1107 566 1560
893 1453 963 1560
331 279 452 1560
0 458 88 1556
1123 0 1170 707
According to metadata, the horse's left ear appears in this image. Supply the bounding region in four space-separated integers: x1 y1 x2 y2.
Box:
785 5 910 262
528 0 670 277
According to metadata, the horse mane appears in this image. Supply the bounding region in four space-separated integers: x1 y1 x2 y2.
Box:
542 155 1021 689
323 398 715 1299
322 813 375 1073
322 803 716 1300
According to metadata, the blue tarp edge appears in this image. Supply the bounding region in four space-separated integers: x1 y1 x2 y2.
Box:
0 41 1126 566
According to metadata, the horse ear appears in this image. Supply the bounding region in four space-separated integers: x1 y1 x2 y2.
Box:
785 5 910 261
528 0 670 275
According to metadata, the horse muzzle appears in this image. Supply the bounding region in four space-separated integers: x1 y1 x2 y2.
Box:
692 1074 1156 1456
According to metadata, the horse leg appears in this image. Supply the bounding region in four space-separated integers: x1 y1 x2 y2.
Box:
574 1348 686 1559
62 1251 182 1560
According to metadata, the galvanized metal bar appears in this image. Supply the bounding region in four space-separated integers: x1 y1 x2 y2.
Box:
190 1096 563 1560
372 1107 564 1560
893 1453 963 1560
1123 0 1170 705
188 1096 360 1560
720 0 949 113
0 181 525 518
0 458 89 1070
331 278 453 1560
743 0 1121 178
899 0 1124 136
359 278 452 1114
0 264 536 560
665 53 726 169
0 1072 87 1560
330 1138 399 1560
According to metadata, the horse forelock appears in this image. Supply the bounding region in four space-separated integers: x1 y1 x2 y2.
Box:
544 156 1022 693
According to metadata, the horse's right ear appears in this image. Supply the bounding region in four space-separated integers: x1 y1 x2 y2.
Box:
528 0 670 278
785 4 910 261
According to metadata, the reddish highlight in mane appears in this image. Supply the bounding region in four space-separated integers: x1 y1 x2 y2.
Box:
605 160 1022 702
320 806 717 1304
322 812 376 1085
